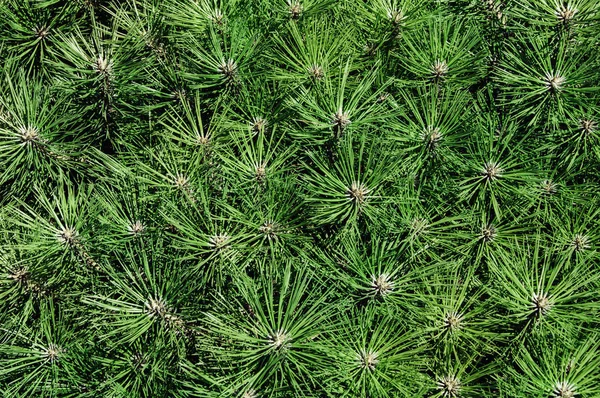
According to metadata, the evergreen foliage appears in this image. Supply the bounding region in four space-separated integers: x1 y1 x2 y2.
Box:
1 0 600 396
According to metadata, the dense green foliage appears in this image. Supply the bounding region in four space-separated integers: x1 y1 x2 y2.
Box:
1 0 600 397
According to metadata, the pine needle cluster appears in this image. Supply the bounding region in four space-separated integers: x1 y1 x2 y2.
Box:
1 0 600 397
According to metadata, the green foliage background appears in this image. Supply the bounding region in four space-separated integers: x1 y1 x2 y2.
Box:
1 0 599 397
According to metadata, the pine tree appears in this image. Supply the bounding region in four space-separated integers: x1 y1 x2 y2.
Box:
1 0 599 396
